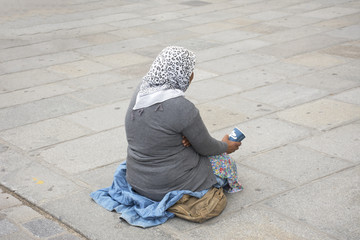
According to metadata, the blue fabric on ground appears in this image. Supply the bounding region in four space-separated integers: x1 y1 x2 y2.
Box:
90 161 208 228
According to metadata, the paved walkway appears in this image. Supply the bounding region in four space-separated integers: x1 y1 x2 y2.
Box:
1 185 85 240
0 0 359 239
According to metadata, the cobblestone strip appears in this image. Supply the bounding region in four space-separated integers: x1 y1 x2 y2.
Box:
0 184 87 240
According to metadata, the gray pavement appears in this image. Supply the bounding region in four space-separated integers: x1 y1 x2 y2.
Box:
0 0 359 239
0 185 85 240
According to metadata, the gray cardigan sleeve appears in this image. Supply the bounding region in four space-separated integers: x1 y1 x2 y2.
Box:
182 112 228 156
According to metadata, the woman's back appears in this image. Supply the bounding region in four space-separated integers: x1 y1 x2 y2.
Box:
125 92 218 201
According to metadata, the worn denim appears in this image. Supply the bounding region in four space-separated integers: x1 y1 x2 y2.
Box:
90 161 209 228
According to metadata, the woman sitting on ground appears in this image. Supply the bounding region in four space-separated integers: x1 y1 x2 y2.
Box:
91 46 243 227
126 46 242 201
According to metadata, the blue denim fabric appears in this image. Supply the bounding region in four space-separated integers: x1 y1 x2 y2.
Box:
90 161 209 228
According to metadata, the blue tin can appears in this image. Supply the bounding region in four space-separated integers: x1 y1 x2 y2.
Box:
229 127 245 142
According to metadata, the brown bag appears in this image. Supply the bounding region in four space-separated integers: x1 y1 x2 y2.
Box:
167 187 227 223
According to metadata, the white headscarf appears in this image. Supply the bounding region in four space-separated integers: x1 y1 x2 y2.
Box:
133 46 196 110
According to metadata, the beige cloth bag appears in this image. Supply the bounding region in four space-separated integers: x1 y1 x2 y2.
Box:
167 187 227 223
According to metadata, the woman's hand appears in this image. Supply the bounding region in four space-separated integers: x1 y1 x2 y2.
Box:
182 136 191 147
222 134 241 154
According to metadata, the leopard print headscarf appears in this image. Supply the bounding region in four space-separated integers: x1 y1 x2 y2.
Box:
139 46 196 96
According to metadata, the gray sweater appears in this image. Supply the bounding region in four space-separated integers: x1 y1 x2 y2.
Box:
125 89 228 201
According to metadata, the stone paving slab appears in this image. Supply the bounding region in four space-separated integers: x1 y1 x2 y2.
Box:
206 94 278 119
1 0 360 239
38 127 127 174
322 43 360 59
186 78 243 104
0 95 91 131
326 24 360 40
277 98 360 131
193 103 246 132
288 69 360 93
0 218 18 237
186 22 238 35
256 60 315 79
197 52 278 74
173 37 221 52
255 34 348 58
0 51 84 75
178 205 335 240
224 164 294 212
239 21 288 35
284 52 350 70
182 7 242 24
212 116 313 160
192 68 218 82
23 218 65 238
258 25 326 43
0 118 92 151
248 10 291 21
75 38 161 57
0 83 76 109
263 166 360 240
3 13 139 37
0 38 92 62
0 192 21 209
214 67 285 91
93 52 153 69
41 190 176 240
69 80 137 106
196 39 271 62
241 144 352 185
21 24 118 44
1 205 41 223
298 121 360 163
0 149 85 204
80 32 122 45
47 60 112 79
266 15 322 28
0 69 67 94
199 29 261 43
115 63 150 80
331 87 360 105
239 82 328 108
75 162 119 190
59 72 129 91
146 29 198 45
0 186 84 240
301 6 359 19
62 100 129 132
313 12 360 30
196 98 275 132
320 60 360 82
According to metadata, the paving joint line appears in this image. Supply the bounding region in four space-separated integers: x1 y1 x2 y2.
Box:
259 204 340 240
0 183 89 240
